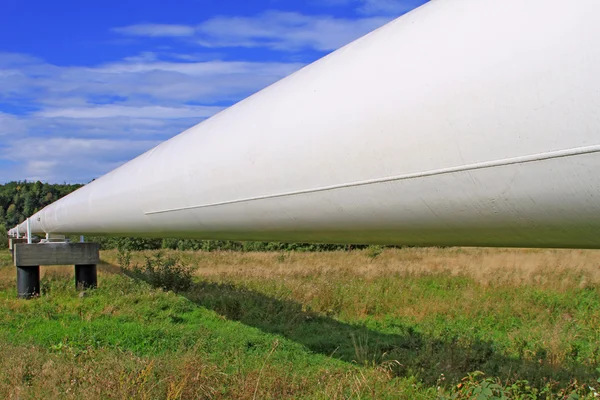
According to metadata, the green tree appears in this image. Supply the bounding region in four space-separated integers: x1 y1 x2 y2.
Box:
23 196 35 217
5 204 17 226
0 223 6 248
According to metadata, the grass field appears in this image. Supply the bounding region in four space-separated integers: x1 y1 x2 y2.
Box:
1 247 600 398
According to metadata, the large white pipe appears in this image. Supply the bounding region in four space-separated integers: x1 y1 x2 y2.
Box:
15 0 600 248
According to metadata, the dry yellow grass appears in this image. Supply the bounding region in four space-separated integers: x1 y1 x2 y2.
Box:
101 247 600 289
3 247 597 290
101 247 600 343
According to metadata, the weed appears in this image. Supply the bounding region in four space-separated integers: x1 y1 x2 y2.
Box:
125 251 193 292
366 245 384 259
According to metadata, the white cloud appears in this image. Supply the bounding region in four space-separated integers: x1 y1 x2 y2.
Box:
112 24 195 37
26 160 59 177
0 51 303 182
9 137 158 161
13 115 203 140
0 54 303 106
113 11 392 52
98 59 300 77
196 11 391 51
35 105 224 119
0 112 27 136
1 137 160 182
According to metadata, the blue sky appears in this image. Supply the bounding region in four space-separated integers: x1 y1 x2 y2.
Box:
0 0 427 183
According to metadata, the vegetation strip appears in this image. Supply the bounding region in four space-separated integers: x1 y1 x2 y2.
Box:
1 247 600 398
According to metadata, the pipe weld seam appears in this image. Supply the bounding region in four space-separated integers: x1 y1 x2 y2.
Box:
145 144 600 215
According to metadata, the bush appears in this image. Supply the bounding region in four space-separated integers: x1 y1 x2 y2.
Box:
125 251 193 292
366 245 384 259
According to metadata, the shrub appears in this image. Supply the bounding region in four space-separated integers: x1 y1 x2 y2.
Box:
366 245 384 259
126 252 193 292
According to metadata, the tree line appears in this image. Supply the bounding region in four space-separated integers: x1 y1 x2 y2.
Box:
0 181 83 228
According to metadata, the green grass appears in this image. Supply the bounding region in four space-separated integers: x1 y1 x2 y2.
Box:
1 247 600 398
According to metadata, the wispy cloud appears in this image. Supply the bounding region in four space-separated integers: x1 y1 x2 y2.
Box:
0 112 27 136
0 54 303 107
7 115 203 140
0 51 303 181
112 23 196 37
35 105 224 119
98 59 301 78
196 12 391 51
1 137 161 182
113 11 392 52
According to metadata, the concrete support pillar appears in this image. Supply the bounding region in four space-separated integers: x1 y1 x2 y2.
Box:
75 264 97 290
14 242 100 299
17 266 40 299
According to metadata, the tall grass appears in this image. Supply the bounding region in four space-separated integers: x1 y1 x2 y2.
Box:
1 246 600 398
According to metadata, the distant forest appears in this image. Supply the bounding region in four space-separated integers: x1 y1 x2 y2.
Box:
0 181 368 252
0 181 83 228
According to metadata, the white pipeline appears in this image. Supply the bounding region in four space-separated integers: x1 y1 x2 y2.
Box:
13 0 600 248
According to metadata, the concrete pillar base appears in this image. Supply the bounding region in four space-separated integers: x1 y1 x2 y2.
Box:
17 266 40 299
75 264 97 290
